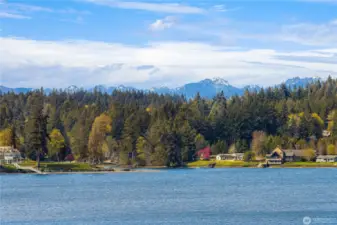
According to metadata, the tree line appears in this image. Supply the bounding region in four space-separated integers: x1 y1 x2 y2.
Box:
1 77 337 167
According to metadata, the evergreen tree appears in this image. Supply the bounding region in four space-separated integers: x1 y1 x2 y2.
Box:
24 91 49 168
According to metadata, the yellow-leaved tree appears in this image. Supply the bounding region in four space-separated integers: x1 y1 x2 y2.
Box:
0 128 12 146
88 113 112 164
48 129 65 161
327 144 336 155
303 148 316 161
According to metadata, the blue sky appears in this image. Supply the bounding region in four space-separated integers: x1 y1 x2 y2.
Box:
0 0 336 88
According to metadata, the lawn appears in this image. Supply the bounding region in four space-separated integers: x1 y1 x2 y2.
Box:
187 160 259 168
187 160 337 168
19 160 36 167
279 162 337 168
40 162 94 172
19 160 95 172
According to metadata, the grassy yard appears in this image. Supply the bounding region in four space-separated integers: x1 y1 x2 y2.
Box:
278 162 337 168
19 160 36 167
187 160 259 168
19 160 95 172
187 160 337 168
40 162 94 172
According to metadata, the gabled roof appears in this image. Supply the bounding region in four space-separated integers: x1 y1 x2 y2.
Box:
266 147 284 158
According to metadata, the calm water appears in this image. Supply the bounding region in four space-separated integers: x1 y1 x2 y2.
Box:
1 168 337 225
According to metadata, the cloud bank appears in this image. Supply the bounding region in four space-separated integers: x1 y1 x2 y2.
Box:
0 37 336 88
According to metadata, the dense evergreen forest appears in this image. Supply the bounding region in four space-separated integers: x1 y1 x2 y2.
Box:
1 77 337 166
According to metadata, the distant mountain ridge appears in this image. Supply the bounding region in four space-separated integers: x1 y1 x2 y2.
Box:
0 76 321 99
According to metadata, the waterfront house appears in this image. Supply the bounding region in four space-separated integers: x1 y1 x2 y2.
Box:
0 146 22 164
197 147 211 160
266 147 315 164
316 155 337 163
265 147 284 164
216 153 244 161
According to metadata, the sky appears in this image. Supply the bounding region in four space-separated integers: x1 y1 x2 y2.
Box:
0 0 336 89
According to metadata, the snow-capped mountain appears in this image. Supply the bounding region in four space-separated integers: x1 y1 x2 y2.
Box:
173 78 243 99
0 77 324 99
211 77 230 86
283 76 321 88
243 85 262 92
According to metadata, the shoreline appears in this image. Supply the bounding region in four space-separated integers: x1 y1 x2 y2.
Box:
188 166 337 169
0 169 162 174
2 161 337 174
2 166 337 174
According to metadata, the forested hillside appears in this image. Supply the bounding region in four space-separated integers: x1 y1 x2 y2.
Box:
1 77 337 166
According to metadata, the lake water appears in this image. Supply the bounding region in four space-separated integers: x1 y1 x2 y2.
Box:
1 168 337 225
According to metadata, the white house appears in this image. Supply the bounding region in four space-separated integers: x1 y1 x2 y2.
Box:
316 155 337 163
0 146 22 164
216 153 244 161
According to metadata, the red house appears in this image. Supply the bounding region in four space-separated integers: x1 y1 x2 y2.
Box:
197 146 211 160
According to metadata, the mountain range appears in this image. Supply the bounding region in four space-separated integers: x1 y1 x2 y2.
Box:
0 76 321 99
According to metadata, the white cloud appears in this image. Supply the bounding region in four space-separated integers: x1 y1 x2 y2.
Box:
6 3 54 13
0 38 336 88
84 0 204 14
0 3 91 20
280 21 337 46
212 5 228 12
0 11 30 19
149 16 176 31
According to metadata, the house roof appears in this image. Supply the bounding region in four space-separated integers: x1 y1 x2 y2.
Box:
316 155 337 159
283 149 311 157
267 147 316 159
266 147 284 158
